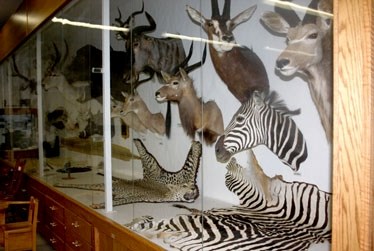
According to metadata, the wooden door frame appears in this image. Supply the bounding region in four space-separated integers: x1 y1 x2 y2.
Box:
0 0 372 250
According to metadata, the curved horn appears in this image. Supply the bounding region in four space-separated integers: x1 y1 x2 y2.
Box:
48 42 61 73
12 55 37 93
211 0 219 18
222 0 231 19
132 11 156 35
124 1 145 25
274 0 300 26
185 43 207 73
114 3 145 39
302 0 319 24
171 41 194 74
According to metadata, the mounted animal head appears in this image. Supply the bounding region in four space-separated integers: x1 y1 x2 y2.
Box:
115 5 185 85
155 43 207 103
215 90 308 172
261 0 332 76
42 41 69 91
186 0 257 53
120 91 145 116
11 55 37 94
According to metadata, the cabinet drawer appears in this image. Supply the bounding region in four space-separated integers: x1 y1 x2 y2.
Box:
45 196 64 221
65 230 92 251
45 231 65 251
65 209 92 244
45 214 65 239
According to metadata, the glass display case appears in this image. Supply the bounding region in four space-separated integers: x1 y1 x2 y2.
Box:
0 0 333 250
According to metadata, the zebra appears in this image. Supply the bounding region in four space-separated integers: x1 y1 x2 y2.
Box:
215 90 308 172
130 151 331 251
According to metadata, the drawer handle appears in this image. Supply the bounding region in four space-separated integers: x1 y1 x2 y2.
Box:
72 240 82 247
49 205 57 211
71 221 80 228
49 222 57 227
49 238 56 244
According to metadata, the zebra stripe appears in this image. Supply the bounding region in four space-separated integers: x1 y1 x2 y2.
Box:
217 90 307 171
131 155 331 251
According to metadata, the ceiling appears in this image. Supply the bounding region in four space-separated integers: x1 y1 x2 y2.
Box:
0 0 24 29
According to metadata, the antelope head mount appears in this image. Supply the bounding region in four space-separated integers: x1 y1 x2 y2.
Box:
186 0 257 53
186 0 269 104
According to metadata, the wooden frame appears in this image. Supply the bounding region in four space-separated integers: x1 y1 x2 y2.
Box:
0 0 372 250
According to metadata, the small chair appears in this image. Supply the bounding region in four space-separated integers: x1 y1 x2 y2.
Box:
0 196 39 251
0 159 27 200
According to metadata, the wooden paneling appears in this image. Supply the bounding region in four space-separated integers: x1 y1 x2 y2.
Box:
26 176 165 251
332 0 373 251
0 0 72 62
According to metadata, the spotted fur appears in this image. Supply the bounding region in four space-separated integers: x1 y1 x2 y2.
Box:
54 139 202 208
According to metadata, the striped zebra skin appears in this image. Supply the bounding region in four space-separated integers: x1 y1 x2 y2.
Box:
215 90 308 172
130 152 331 251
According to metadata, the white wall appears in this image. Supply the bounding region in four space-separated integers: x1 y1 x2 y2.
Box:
30 0 331 205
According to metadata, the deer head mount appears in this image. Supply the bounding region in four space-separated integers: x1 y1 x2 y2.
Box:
261 0 333 143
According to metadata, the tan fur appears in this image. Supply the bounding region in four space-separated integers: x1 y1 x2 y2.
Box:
261 0 332 143
156 68 224 144
111 102 148 134
120 92 165 135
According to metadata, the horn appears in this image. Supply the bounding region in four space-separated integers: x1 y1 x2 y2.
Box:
124 1 145 26
302 0 319 24
132 11 156 35
48 42 61 73
211 0 220 18
274 0 301 26
185 43 207 73
114 3 144 39
11 55 37 92
171 41 194 74
114 7 126 27
222 0 231 19
61 39 69 69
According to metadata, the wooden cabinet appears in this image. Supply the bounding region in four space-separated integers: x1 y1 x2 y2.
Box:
25 175 164 251
65 209 93 250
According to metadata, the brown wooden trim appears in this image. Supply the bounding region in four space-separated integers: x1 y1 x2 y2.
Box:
26 175 165 251
0 0 72 62
332 0 373 250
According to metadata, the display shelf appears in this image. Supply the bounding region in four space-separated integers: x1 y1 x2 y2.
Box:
61 137 140 162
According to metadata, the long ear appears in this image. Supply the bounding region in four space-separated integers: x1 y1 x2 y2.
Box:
186 5 206 25
229 5 257 30
261 11 290 34
161 71 171 82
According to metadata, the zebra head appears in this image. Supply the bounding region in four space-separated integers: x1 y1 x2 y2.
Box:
215 90 308 172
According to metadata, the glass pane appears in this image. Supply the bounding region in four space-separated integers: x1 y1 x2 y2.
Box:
0 0 332 250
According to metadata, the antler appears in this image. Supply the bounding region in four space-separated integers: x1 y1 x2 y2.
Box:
11 55 37 93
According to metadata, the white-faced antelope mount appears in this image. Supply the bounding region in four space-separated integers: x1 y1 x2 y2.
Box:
186 0 269 103
156 58 224 145
261 0 332 143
